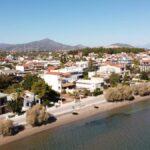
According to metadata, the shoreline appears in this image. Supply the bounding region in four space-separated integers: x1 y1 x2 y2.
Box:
0 95 150 146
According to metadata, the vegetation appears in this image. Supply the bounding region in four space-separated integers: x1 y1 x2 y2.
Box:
7 92 23 114
132 83 150 96
68 47 145 56
31 79 60 106
140 72 150 81
5 83 23 94
6 74 60 108
0 119 14 136
83 70 89 79
109 73 121 87
122 72 131 84
22 74 40 91
26 104 50 126
0 75 15 92
93 88 103 96
88 59 97 71
105 85 134 102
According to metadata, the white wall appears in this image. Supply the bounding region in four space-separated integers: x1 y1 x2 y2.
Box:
16 65 25 72
41 74 62 93
99 65 122 74
76 79 103 92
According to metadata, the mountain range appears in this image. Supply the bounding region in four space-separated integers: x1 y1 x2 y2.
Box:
0 39 148 51
0 38 85 51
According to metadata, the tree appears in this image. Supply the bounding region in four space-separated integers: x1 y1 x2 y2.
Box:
140 72 149 80
109 73 121 87
31 80 47 99
0 119 14 136
22 74 39 90
26 104 50 126
31 79 60 106
123 73 131 84
0 75 14 91
88 59 96 71
83 70 88 79
5 83 23 94
7 91 23 114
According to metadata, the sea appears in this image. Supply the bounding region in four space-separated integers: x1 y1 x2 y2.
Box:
1 99 150 150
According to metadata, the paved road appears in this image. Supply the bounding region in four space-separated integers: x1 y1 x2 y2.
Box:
4 95 106 125
48 95 106 116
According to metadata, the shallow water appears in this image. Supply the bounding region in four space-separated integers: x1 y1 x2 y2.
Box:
1 100 150 150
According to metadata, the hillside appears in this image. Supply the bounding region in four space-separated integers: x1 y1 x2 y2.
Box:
0 39 85 51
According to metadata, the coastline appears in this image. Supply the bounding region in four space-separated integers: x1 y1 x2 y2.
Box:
0 95 150 146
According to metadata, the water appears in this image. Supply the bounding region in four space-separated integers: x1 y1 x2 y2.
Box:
1 100 150 150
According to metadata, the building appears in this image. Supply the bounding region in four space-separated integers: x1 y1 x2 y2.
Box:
140 59 150 72
41 71 72 92
0 69 17 75
22 91 41 111
16 65 25 72
0 93 8 115
76 77 104 92
98 64 125 75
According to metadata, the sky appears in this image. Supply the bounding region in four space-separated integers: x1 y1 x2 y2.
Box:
0 0 150 46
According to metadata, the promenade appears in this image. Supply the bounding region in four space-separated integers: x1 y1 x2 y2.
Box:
1 95 106 125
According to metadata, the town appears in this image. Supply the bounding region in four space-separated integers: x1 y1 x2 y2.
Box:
0 46 150 138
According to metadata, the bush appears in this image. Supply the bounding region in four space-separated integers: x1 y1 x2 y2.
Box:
0 119 14 136
93 88 103 96
109 73 121 87
81 89 91 97
26 104 50 126
132 83 150 96
105 85 134 102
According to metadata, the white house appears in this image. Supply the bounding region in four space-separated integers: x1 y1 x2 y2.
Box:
16 65 25 72
98 64 124 75
88 71 96 78
76 77 104 92
22 91 41 111
140 58 150 72
41 72 62 93
76 61 88 69
41 70 77 93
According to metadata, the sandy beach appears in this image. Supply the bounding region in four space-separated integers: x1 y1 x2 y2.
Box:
0 95 150 146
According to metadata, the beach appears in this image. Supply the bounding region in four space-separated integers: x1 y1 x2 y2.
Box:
0 95 150 146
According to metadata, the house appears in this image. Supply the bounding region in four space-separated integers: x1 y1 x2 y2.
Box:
76 61 88 69
41 70 77 93
22 91 41 111
76 77 104 92
98 64 125 75
16 65 25 72
0 93 8 115
0 69 17 75
140 58 150 72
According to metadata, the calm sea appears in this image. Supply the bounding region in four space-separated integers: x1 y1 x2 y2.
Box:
1 99 150 150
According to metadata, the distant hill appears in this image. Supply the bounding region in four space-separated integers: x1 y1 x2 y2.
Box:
0 38 85 51
105 43 134 49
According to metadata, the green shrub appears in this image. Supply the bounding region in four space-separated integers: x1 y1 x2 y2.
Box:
93 88 103 96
